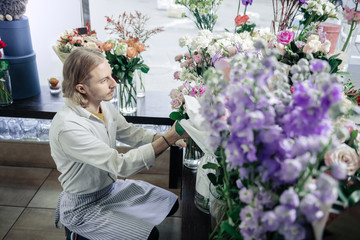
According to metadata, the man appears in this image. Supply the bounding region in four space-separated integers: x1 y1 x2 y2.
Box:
49 48 188 240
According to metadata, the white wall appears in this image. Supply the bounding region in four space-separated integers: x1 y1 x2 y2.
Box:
25 0 82 86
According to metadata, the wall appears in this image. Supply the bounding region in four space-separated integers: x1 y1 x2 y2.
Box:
25 0 83 86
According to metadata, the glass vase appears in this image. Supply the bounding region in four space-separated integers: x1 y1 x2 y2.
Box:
0 70 13 106
183 137 204 170
209 183 226 231
135 70 145 98
118 80 137 115
336 20 359 71
194 154 217 214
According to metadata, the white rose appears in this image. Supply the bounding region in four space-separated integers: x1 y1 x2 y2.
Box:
303 39 321 53
325 143 360 176
319 39 331 53
84 41 98 50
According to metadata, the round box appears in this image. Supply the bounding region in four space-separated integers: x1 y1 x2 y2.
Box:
3 52 40 99
0 16 34 57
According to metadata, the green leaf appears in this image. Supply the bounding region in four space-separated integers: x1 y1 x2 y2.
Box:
207 173 217 185
169 112 182 120
349 190 360 206
220 221 242 239
175 121 185 136
203 162 219 170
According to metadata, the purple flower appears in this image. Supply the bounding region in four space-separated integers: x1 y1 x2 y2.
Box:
331 161 347 180
279 223 306 240
239 187 254 204
256 188 276 208
240 205 260 225
279 159 302 183
277 30 295 45
261 211 280 231
280 188 300 208
274 205 297 223
300 194 324 223
314 173 338 205
310 59 327 72
242 0 253 6
298 0 308 5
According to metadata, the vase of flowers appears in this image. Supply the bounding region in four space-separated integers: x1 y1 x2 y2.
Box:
104 11 164 98
53 22 101 63
0 40 12 106
103 39 149 115
198 41 357 240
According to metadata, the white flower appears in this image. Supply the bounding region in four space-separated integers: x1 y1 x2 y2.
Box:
179 34 192 48
84 41 98 50
114 42 128 56
319 39 331 53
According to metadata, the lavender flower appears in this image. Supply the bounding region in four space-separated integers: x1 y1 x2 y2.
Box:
331 161 347 180
239 187 254 204
314 173 338 205
299 193 324 223
279 159 302 183
279 222 306 240
280 188 300 208
261 211 280 231
274 205 297 223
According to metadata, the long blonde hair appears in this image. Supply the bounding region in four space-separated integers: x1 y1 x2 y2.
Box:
62 48 105 107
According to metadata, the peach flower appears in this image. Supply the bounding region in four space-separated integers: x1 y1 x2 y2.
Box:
235 14 249 26
135 42 146 52
126 47 138 58
102 41 115 51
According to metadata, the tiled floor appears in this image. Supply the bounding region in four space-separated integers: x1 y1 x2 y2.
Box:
0 164 181 240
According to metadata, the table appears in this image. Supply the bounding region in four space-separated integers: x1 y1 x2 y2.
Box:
181 166 211 240
0 85 183 188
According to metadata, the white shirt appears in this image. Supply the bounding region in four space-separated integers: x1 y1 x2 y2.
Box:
49 98 156 194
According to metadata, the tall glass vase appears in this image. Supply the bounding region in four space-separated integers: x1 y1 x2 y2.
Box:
0 70 13 106
336 20 359 71
183 137 204 169
118 81 137 115
135 69 145 98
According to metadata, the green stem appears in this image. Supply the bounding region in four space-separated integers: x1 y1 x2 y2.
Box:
342 3 358 52
234 0 241 33
220 148 232 213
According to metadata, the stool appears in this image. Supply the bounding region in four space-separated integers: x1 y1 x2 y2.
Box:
65 227 89 240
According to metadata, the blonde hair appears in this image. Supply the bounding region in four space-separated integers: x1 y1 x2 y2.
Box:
62 48 105 107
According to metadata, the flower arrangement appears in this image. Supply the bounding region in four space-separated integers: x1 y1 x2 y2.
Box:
0 40 12 105
233 0 256 34
175 0 223 31
52 22 101 63
197 41 360 240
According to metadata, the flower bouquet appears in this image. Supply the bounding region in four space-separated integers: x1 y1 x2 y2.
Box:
104 11 164 97
175 0 223 31
0 40 12 106
53 22 101 63
102 38 149 114
197 41 360 240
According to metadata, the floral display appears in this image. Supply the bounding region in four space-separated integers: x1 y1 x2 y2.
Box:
233 0 256 34
104 11 164 103
52 22 101 63
196 41 360 239
0 40 12 105
175 0 223 31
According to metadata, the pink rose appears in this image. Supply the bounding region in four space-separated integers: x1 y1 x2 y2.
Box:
325 143 360 176
193 54 202 63
173 71 180 80
277 30 295 45
175 54 183 61
170 98 182 109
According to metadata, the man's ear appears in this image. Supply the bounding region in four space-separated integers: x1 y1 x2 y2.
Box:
75 84 87 94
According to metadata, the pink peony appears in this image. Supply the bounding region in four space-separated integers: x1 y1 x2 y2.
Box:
169 89 179 99
175 54 183 61
277 30 295 45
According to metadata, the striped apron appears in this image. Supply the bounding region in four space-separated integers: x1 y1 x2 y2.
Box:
55 179 178 240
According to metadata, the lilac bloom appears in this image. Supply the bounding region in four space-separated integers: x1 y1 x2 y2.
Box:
300 194 324 223
261 211 280 231
274 205 297 223
314 173 338 205
279 223 306 240
239 187 254 204
279 159 302 183
331 161 347 180
280 188 300 208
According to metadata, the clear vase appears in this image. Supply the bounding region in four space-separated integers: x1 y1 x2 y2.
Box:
135 70 145 98
118 81 137 115
183 137 204 170
0 70 13 106
336 20 359 71
209 183 226 231
194 154 217 214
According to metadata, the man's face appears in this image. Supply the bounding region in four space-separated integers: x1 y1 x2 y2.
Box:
78 60 117 105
